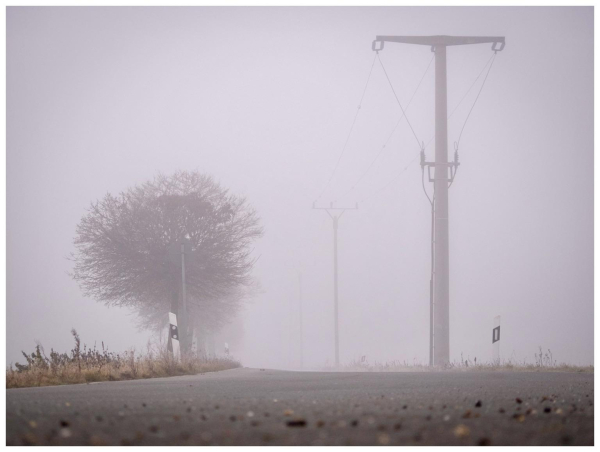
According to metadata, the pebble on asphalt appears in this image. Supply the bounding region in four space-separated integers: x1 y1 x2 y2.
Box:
21 433 38 446
286 419 307 427
89 435 107 446
377 433 390 445
453 424 470 438
475 400 482 407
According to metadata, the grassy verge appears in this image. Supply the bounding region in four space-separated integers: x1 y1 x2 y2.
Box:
6 329 240 389
334 361 593 373
331 351 593 373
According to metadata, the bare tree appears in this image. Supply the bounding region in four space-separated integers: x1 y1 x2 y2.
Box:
71 171 263 350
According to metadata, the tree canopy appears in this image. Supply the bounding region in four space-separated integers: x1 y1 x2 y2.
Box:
72 171 263 338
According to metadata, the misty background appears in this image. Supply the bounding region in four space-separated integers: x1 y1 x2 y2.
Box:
7 6 593 368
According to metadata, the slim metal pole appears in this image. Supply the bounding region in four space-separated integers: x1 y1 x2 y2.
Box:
333 216 339 367
429 198 435 366
181 243 187 352
434 45 450 365
313 203 356 368
299 272 303 368
288 295 293 367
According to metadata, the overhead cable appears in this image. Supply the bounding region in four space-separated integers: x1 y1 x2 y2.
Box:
314 54 378 203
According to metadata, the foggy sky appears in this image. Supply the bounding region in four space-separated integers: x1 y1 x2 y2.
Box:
7 6 593 368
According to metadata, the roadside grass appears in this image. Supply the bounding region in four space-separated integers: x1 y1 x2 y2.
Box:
330 348 593 373
6 329 240 389
336 361 593 373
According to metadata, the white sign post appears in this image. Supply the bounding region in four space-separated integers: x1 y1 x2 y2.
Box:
492 315 501 365
169 312 180 360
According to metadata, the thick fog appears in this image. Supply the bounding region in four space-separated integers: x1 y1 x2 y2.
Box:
7 7 593 369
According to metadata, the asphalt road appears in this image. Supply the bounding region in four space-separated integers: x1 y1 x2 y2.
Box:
6 368 593 446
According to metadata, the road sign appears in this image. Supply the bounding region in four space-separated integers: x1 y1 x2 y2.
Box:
168 312 180 359
492 316 501 364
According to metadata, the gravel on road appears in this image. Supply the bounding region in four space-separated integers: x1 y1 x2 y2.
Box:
6 368 594 446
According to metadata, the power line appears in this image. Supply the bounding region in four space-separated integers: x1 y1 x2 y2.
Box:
334 55 434 203
448 53 495 121
359 51 498 205
446 54 496 190
314 54 378 203
359 153 420 203
423 52 496 151
377 53 422 149
456 52 497 149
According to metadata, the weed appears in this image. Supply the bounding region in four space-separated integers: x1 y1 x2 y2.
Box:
331 350 592 373
7 330 240 389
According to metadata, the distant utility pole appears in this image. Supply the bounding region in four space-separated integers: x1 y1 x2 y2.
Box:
298 271 303 368
372 36 505 366
313 201 358 367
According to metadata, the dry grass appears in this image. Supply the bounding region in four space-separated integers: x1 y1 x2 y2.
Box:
328 348 593 373
336 361 593 373
6 329 240 389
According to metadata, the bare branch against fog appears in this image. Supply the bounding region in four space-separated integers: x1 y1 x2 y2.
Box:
71 170 264 331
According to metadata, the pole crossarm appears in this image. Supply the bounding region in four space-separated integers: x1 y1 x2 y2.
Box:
312 202 359 211
373 35 505 52
421 148 460 184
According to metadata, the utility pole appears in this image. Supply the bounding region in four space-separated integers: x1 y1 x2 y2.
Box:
288 293 293 368
181 242 187 341
169 239 192 353
372 35 505 366
298 271 303 368
313 201 358 367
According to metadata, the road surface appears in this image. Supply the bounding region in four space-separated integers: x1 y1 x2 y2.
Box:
6 368 593 446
